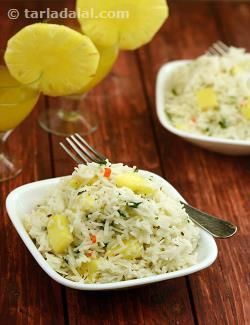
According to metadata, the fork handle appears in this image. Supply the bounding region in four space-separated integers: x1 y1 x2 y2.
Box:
181 202 237 238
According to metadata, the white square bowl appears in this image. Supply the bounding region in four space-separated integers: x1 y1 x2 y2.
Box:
6 172 217 291
156 60 250 155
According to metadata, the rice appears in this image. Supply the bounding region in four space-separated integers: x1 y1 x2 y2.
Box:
165 47 250 140
25 162 199 284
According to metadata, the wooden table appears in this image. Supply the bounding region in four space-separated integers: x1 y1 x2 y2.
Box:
0 1 249 324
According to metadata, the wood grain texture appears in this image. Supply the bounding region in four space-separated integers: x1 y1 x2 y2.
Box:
0 0 250 324
137 1 250 324
0 99 66 325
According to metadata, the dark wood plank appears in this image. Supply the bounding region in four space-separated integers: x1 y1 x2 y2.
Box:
49 51 196 324
0 2 68 322
137 1 250 324
0 99 66 325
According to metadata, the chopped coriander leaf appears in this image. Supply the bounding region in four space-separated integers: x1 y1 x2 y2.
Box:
219 119 227 129
181 232 184 236
118 210 126 218
77 190 87 195
172 88 178 96
98 160 108 166
127 202 143 208
166 112 173 121
134 167 139 173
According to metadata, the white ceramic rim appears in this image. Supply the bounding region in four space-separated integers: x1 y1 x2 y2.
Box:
156 60 250 147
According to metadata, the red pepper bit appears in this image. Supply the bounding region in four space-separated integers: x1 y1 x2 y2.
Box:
191 116 197 124
90 234 97 244
104 167 112 178
86 251 93 257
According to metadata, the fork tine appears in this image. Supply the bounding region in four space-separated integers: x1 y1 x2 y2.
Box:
75 133 107 161
207 47 220 56
59 142 83 164
213 43 227 55
61 133 107 165
207 40 229 56
69 134 100 163
66 137 91 163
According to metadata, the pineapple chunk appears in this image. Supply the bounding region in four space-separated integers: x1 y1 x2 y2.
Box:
69 175 98 189
230 65 242 76
241 98 250 120
78 260 98 281
107 239 142 260
69 176 84 189
196 87 218 110
47 215 73 254
82 195 95 211
115 173 155 195
174 123 187 131
121 239 143 259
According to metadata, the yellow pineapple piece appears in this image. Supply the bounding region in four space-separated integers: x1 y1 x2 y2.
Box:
69 176 84 189
174 123 188 131
196 87 218 110
69 175 98 189
78 260 98 281
4 23 100 96
230 65 242 75
81 195 95 211
76 0 168 50
107 239 142 259
47 215 73 254
115 172 155 195
241 98 250 120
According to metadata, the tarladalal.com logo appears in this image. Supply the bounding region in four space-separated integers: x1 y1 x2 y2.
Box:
8 7 130 20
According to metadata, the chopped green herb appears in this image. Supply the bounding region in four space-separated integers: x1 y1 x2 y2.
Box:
166 112 173 122
127 202 143 208
219 119 227 129
181 232 184 236
47 214 52 218
172 88 178 96
63 258 68 264
98 160 108 166
77 190 87 196
118 210 126 218
134 167 139 173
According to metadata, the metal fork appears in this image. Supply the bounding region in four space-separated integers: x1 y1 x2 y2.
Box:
60 134 237 239
207 40 229 56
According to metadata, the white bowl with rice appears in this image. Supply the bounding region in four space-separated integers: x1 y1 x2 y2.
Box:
6 163 217 290
156 48 250 155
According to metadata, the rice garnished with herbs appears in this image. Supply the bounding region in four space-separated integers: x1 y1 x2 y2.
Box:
165 47 250 140
25 162 199 284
